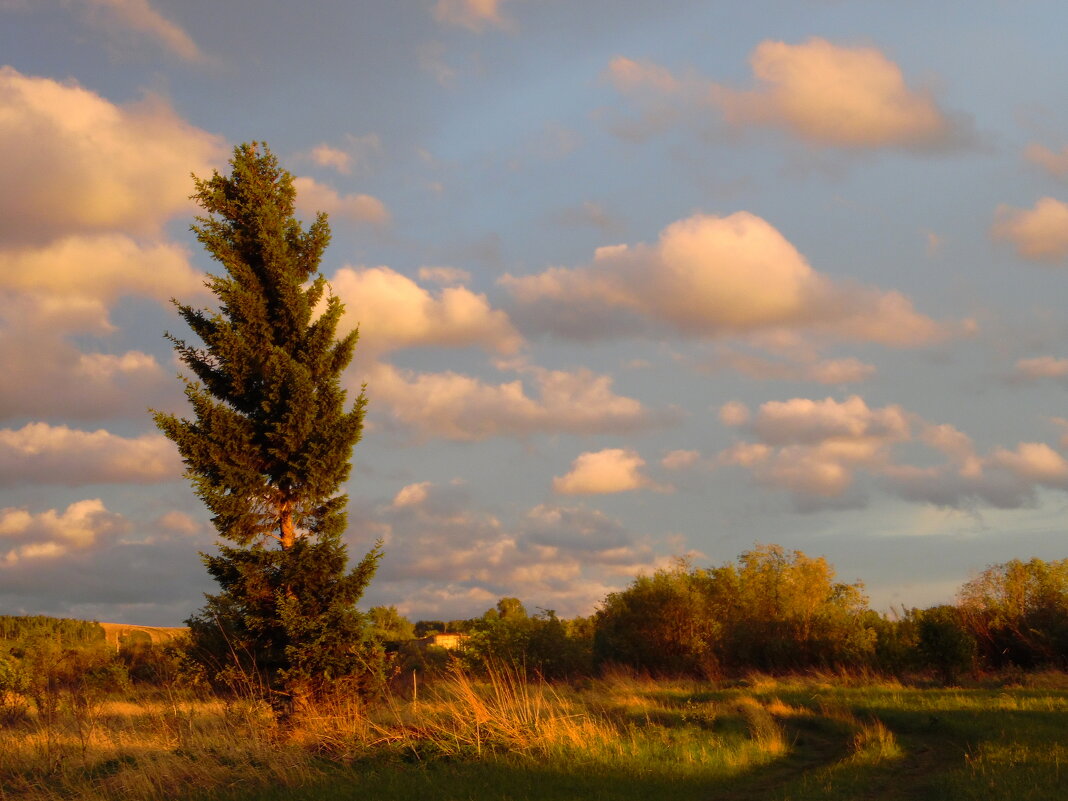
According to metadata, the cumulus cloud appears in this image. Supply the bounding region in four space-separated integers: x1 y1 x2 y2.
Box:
0 235 205 332
706 347 876 384
432 0 512 32
0 499 127 563
0 297 175 422
364 361 667 442
356 482 684 619
718 401 751 426
0 423 181 486
293 176 390 226
82 0 205 62
0 502 214 624
552 448 665 495
992 198 1068 262
608 39 972 152
719 396 909 502
305 134 383 175
503 212 951 346
0 68 220 424
0 237 201 422
661 449 701 470
0 67 222 244
709 39 970 150
418 266 473 285
330 265 522 356
1013 356 1068 381
719 395 1068 510
1024 142 1068 179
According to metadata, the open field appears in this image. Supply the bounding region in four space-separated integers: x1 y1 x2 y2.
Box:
1 668 1065 801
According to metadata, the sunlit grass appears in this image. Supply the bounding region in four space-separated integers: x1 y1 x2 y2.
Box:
0 669 1065 801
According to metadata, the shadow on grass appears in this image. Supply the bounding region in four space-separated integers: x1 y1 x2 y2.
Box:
204 689 1067 801
204 715 850 801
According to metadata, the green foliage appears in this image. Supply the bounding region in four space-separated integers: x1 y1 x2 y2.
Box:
153 142 381 712
916 604 976 683
957 558 1068 669
0 614 104 646
721 545 875 671
461 602 592 679
595 563 721 676
594 546 876 676
368 606 416 644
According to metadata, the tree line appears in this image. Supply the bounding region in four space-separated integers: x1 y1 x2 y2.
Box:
371 547 1068 684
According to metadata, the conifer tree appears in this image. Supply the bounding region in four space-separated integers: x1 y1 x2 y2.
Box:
154 142 380 712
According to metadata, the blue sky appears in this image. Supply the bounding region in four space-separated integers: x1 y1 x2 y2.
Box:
1 0 1066 625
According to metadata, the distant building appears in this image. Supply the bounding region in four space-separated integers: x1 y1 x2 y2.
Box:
415 632 468 651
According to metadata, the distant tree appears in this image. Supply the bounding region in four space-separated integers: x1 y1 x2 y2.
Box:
595 563 721 676
495 597 529 621
154 142 380 715
957 558 1068 669
368 606 416 643
594 546 875 676
721 544 874 671
414 620 446 637
916 605 976 684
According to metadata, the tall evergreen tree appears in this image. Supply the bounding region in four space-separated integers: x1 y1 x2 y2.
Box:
154 142 380 712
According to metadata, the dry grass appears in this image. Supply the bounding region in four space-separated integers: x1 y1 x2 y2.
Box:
0 663 811 801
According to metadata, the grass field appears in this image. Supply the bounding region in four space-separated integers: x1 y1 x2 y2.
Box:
1 667 1065 801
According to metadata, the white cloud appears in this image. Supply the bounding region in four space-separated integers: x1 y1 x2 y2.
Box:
992 197 1068 262
0 235 205 332
708 347 876 384
0 69 217 423
309 144 352 173
661 449 701 470
418 266 473 285
1024 142 1068 179
0 423 181 486
504 212 951 346
331 265 522 356
552 448 662 495
748 395 910 446
719 401 751 427
608 39 972 151
432 0 512 32
710 38 969 150
0 295 174 422
305 134 382 175
0 67 222 244
0 499 126 563
1013 356 1068 380
719 396 1068 510
293 176 390 226
364 361 666 442
82 0 205 62
392 482 432 508
719 396 909 502
358 482 683 619
988 442 1068 484
155 510 201 535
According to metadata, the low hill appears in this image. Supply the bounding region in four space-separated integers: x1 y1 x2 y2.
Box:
98 622 188 649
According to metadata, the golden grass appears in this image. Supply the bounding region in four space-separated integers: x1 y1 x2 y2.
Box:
19 667 1044 801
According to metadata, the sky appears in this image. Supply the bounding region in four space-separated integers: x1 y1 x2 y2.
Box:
1 0 1067 626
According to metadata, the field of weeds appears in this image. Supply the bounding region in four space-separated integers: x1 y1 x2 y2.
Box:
1 667 1065 801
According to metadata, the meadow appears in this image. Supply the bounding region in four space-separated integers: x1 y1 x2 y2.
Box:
1 664 1065 801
